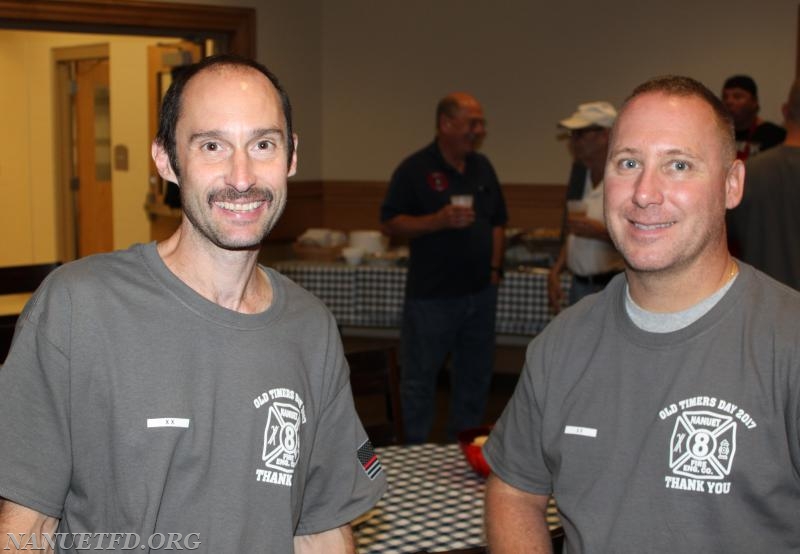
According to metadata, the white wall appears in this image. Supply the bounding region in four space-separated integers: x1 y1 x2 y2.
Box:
2 0 797 265
321 0 797 183
163 0 324 179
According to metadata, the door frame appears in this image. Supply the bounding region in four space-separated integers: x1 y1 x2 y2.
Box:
1 0 255 261
0 0 255 57
54 43 112 261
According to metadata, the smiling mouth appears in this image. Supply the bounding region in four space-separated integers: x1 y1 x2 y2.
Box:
632 221 675 231
210 189 273 213
215 200 265 213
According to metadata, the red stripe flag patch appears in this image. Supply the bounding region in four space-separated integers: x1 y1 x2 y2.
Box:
357 439 383 480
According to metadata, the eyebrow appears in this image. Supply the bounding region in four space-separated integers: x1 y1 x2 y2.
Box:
188 127 285 144
609 146 700 159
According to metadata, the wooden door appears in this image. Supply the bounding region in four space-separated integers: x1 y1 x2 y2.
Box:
74 57 113 257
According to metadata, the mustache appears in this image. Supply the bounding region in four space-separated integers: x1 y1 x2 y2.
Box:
208 188 274 204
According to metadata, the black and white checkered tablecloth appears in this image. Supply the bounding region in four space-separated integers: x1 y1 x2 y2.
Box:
353 443 560 554
274 262 569 335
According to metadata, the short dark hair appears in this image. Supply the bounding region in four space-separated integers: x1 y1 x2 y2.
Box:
620 75 736 162
723 74 758 98
155 54 294 177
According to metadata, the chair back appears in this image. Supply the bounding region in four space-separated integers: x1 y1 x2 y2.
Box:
0 262 61 363
346 346 404 446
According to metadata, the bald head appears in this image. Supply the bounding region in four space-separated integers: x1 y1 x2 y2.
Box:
436 92 481 123
435 92 486 159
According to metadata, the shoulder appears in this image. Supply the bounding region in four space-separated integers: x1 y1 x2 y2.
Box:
730 265 800 346
393 142 438 174
740 263 800 315
529 275 621 359
34 244 146 299
268 268 337 321
745 145 797 178
754 121 787 144
468 150 497 172
756 121 786 135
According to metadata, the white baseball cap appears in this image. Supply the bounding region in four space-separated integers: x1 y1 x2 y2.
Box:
558 101 617 129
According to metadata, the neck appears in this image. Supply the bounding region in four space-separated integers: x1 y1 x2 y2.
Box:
437 138 467 173
736 115 760 133
157 223 270 314
626 249 736 313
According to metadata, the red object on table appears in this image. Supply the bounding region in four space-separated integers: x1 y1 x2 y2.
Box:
457 425 494 477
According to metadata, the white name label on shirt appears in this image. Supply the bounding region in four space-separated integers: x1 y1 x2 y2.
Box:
564 425 597 438
147 418 191 428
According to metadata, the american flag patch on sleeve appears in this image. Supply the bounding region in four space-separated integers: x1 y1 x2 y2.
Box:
357 439 383 480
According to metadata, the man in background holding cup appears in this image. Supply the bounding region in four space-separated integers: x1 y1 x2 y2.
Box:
380 92 508 443
548 101 624 312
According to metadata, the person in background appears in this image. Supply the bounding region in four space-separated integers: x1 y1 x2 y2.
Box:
548 101 624 313
727 78 800 290
722 74 785 160
484 75 800 552
0 55 385 553
380 92 508 443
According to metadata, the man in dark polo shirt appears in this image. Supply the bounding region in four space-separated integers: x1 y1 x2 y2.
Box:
722 75 786 160
380 92 508 443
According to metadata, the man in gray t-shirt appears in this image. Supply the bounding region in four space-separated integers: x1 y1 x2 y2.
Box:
0 55 385 553
484 76 800 552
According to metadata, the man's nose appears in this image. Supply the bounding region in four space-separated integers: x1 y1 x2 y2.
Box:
227 150 255 191
632 167 665 208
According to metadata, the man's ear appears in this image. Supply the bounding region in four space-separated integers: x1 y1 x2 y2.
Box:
152 140 178 184
288 134 299 177
725 158 745 210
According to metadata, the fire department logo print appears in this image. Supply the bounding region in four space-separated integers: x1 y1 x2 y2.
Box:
426 171 449 192
263 401 301 473
669 410 736 480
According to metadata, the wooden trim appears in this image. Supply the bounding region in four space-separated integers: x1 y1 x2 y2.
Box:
263 179 568 243
268 180 325 241
502 182 566 229
52 42 109 62
147 179 567 244
0 0 256 57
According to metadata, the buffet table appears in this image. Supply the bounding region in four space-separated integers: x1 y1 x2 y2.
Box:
274 261 569 336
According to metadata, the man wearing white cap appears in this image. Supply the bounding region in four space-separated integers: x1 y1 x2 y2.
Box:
547 101 624 313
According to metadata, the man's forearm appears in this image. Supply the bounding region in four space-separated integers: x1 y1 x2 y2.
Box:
485 474 553 553
0 499 59 554
293 524 355 554
491 226 506 269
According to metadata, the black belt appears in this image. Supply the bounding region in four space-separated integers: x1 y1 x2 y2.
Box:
573 270 620 286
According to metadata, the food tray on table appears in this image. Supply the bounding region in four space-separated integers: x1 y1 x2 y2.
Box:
291 242 343 262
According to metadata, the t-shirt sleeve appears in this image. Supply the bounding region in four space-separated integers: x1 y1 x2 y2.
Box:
380 163 416 222
0 280 73 518
294 336 387 535
483 337 552 495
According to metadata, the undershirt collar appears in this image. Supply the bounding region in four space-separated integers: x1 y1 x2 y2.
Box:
625 275 738 333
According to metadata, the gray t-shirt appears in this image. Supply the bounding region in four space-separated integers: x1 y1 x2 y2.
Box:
484 264 800 552
727 145 800 290
0 242 386 552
